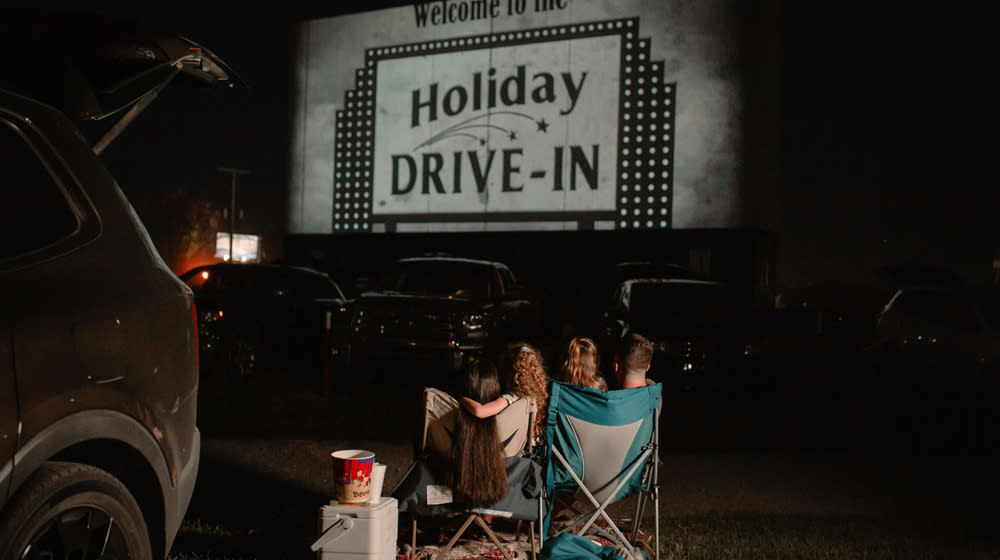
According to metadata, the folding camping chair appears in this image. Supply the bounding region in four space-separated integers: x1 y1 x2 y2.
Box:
391 387 541 560
543 381 662 560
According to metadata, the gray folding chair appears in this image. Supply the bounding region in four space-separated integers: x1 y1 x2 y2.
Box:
392 387 541 560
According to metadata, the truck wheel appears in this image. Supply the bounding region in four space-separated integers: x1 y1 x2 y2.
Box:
0 461 151 560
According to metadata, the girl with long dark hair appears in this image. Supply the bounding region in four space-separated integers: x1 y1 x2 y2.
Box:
448 357 509 507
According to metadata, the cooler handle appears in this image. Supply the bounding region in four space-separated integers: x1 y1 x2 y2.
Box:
310 514 355 551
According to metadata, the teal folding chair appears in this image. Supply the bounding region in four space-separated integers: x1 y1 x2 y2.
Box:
543 380 662 560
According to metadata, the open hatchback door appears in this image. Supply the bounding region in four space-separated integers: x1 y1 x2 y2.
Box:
0 11 241 153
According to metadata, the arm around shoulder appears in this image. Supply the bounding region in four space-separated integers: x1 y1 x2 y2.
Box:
459 395 511 418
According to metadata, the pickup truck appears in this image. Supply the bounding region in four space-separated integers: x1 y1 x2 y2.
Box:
346 257 537 380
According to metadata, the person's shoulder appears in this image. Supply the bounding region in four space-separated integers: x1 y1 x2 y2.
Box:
502 393 519 404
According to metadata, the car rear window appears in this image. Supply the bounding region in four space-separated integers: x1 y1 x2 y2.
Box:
293 273 344 300
0 119 79 260
375 261 494 299
627 282 734 319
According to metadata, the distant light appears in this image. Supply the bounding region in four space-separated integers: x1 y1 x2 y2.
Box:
216 233 260 262
201 271 209 280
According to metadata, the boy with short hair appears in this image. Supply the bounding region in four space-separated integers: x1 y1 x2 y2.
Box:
614 332 654 389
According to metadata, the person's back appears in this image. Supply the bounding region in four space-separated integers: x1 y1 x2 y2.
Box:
449 358 508 507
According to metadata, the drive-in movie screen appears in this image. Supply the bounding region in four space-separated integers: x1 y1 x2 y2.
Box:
291 0 744 234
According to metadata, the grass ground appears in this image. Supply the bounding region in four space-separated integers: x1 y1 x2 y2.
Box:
167 340 1000 560
169 513 999 560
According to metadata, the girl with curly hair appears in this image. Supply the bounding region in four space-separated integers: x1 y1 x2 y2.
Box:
560 336 607 391
459 342 550 440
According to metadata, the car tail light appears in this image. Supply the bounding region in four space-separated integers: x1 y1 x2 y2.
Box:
191 300 200 380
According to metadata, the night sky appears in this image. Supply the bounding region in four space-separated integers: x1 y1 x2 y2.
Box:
24 0 1000 288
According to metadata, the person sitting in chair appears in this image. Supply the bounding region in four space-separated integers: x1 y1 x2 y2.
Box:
459 342 549 442
614 332 655 390
449 357 509 507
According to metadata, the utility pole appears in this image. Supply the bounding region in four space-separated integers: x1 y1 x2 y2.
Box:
217 167 250 261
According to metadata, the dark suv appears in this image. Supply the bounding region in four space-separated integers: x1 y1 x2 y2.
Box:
346 257 536 377
601 278 769 390
0 14 235 558
180 263 348 379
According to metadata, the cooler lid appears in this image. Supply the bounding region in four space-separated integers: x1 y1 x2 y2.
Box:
322 496 397 519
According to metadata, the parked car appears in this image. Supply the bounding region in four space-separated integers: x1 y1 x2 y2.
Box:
179 263 348 379
0 13 235 559
873 284 999 392
346 257 537 379
600 278 769 391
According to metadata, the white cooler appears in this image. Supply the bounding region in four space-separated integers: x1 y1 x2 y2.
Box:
312 497 398 560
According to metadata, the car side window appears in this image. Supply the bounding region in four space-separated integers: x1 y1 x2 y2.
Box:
306 275 345 300
499 267 516 295
938 294 983 333
895 289 982 332
199 269 230 296
611 284 627 310
492 268 506 299
0 119 79 260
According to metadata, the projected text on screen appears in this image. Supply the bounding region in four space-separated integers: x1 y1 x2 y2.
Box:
332 19 675 232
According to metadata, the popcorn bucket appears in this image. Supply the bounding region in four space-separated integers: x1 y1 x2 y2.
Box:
331 449 375 503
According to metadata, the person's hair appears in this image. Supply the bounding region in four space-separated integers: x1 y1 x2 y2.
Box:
560 337 606 391
449 357 508 506
619 333 654 374
505 342 549 439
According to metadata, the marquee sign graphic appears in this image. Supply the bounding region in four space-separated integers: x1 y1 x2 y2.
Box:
333 18 676 232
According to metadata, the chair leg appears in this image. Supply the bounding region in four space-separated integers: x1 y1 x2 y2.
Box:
653 485 660 560
411 517 417 557
529 521 537 560
437 514 478 560
473 515 514 560
632 486 648 546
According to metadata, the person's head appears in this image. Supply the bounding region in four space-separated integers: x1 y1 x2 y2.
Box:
506 342 549 437
615 333 653 387
561 337 602 389
505 342 547 395
463 355 502 403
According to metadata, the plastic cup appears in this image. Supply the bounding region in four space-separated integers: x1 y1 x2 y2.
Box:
331 449 375 504
369 463 387 504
